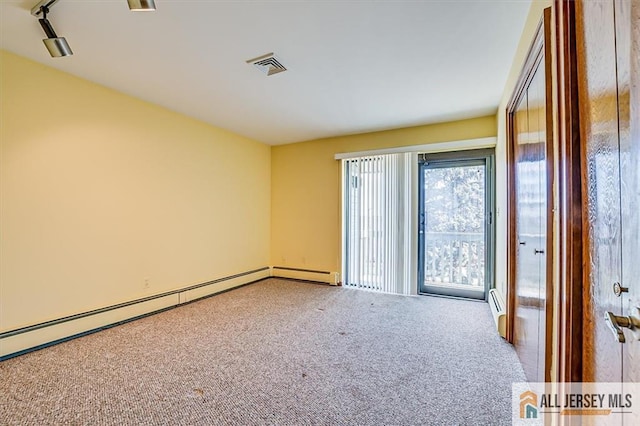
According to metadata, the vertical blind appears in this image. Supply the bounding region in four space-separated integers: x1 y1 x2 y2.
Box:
342 153 414 295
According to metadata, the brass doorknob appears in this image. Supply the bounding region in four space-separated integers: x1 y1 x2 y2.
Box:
604 308 640 343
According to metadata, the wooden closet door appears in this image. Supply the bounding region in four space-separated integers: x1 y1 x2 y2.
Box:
513 91 541 382
507 8 553 384
529 58 549 384
513 59 549 383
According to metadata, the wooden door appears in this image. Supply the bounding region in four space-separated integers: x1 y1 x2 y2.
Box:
625 0 640 388
513 64 547 383
507 8 553 383
514 90 541 382
577 0 640 393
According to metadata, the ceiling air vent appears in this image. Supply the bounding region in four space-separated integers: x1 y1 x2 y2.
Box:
246 53 287 76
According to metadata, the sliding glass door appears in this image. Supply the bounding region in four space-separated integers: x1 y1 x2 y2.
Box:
418 150 494 300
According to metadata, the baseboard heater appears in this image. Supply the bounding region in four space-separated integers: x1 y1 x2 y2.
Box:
488 288 507 338
271 267 340 286
0 267 271 360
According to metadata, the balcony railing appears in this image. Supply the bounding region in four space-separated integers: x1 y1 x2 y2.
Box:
423 231 484 288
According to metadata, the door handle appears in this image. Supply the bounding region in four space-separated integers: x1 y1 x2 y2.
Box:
604 308 640 343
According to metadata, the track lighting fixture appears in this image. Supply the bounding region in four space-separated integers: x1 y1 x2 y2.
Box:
31 1 72 58
31 0 156 58
127 0 156 11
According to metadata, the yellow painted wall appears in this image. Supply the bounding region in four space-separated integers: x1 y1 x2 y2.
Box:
495 0 553 298
271 116 497 275
0 50 271 332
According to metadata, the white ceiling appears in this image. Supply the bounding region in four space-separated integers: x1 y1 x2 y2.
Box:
0 0 532 145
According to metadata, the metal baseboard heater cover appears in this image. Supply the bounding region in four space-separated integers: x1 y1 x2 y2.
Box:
271 266 340 285
0 267 271 360
488 288 507 338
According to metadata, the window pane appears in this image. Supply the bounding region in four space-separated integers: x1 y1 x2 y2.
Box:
423 164 485 291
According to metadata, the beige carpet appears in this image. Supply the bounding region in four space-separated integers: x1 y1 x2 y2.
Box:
0 278 525 425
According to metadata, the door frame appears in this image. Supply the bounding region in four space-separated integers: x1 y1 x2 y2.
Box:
417 149 495 301
554 0 584 383
505 7 555 382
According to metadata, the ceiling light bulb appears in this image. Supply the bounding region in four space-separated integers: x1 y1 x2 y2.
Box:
39 16 73 57
127 0 156 11
43 37 73 57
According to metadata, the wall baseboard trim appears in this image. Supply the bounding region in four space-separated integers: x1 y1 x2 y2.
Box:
0 267 270 360
271 267 340 285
